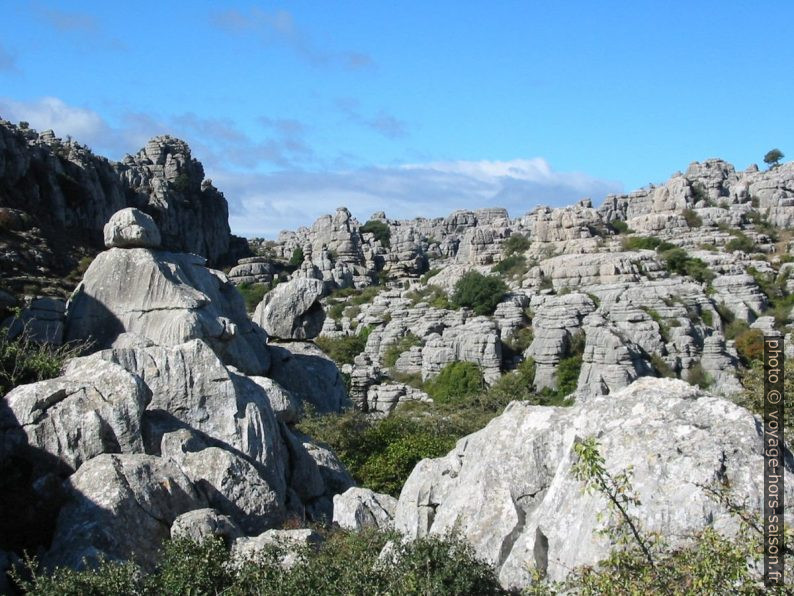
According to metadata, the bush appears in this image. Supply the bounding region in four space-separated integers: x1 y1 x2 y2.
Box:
650 353 675 378
621 235 675 252
425 361 484 404
314 327 371 366
16 530 507 595
382 333 423 367
491 254 527 277
503 233 530 256
1 326 87 396
360 220 391 248
659 248 714 283
734 328 764 364
406 285 451 310
237 282 268 313
682 208 702 228
725 231 755 253
451 271 507 316
288 247 305 267
609 219 631 234
736 359 794 429
686 362 712 389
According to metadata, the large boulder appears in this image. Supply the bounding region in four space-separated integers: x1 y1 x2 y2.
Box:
65 246 270 375
253 278 325 340
393 377 794 590
45 454 207 570
103 208 161 248
333 487 397 531
0 357 149 476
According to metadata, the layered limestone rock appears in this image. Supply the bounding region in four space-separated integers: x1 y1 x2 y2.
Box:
103 208 161 249
65 239 269 376
333 487 398 531
393 377 794 590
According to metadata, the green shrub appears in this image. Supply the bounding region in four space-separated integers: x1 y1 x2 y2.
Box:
650 353 675 378
451 271 507 316
621 235 676 252
383 333 423 367
642 307 671 342
425 361 485 404
289 247 304 267
16 531 507 595
504 326 534 356
735 359 794 429
690 181 709 204
700 309 713 327
360 220 391 248
725 231 755 253
406 285 451 310
491 254 527 277
237 282 268 313
314 328 371 366
609 219 631 234
682 208 703 228
734 328 764 364
420 268 441 284
1 327 86 396
555 354 582 397
659 248 714 283
686 362 712 389
503 233 530 256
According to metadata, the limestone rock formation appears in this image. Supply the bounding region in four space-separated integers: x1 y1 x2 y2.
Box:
103 208 161 249
333 487 398 531
253 277 325 340
393 377 794 589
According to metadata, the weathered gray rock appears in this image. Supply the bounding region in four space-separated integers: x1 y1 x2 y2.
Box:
103 208 162 249
65 247 270 375
268 342 350 413
0 357 148 475
393 377 794 590
253 278 325 340
45 454 207 570
231 529 321 569
2 296 66 345
170 508 243 545
161 429 285 534
333 487 397 531
93 340 286 479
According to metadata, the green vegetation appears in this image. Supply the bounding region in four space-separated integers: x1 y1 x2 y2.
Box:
503 326 533 356
725 230 755 253
237 282 269 312
451 271 507 315
1 326 86 396
382 333 423 367
650 353 675 378
325 286 382 322
503 233 530 256
419 268 441 284
621 235 675 252
681 208 702 228
288 247 305 267
359 220 391 248
734 327 764 365
689 181 709 204
424 361 484 404
314 327 372 366
700 309 713 327
491 254 528 277
608 219 631 234
406 284 451 309
658 247 714 284
735 358 794 429
764 148 784 169
642 307 671 342
171 172 192 193
15 530 506 596
686 362 712 389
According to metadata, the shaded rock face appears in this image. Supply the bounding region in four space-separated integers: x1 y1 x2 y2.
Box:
253 278 325 340
333 487 397 531
0 121 246 298
393 377 794 590
65 247 269 376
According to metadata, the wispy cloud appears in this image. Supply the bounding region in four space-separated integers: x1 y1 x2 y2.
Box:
222 159 623 238
335 98 408 139
0 43 18 73
32 4 126 50
0 96 314 172
211 8 374 70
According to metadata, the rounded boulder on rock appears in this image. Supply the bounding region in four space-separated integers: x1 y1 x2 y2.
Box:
103 207 162 248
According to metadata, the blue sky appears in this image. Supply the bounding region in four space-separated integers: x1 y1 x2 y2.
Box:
1 1 791 237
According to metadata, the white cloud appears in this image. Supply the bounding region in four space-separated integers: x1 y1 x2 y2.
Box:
0 96 111 144
221 159 623 238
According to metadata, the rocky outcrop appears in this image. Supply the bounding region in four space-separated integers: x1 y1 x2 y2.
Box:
103 208 162 249
253 278 325 340
333 487 397 531
393 377 794 589
0 121 246 299
65 243 269 376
